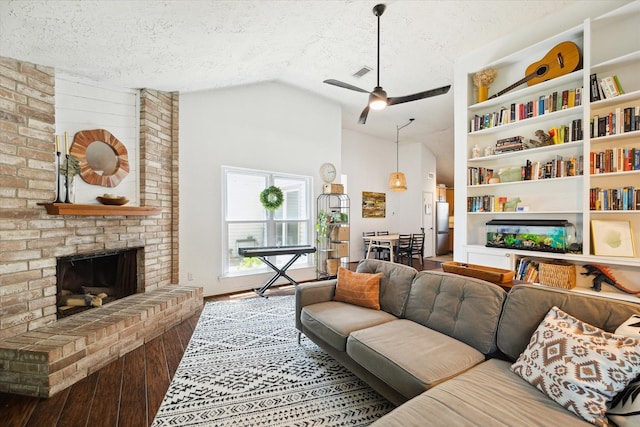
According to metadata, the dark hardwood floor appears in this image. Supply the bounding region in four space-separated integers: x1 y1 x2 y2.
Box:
0 257 447 427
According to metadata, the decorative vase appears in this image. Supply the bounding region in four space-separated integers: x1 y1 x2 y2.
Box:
477 85 489 103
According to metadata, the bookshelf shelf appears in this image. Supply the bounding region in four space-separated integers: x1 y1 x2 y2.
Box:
468 106 582 136
455 2 640 294
467 175 582 189
467 141 583 163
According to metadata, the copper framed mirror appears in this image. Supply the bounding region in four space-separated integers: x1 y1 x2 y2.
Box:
70 129 130 187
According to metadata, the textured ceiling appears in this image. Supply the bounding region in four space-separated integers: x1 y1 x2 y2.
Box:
0 0 585 186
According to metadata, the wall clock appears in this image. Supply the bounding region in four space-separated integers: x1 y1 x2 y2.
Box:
319 163 337 183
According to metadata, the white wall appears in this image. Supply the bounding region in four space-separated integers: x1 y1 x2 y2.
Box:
179 81 341 296
342 129 437 261
55 74 140 204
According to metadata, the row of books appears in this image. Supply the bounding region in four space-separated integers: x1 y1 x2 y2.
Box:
467 167 494 186
515 258 540 282
548 120 584 144
590 107 640 138
590 186 639 211
467 155 584 186
467 195 509 213
590 73 624 101
590 148 640 174
470 86 583 132
522 155 583 181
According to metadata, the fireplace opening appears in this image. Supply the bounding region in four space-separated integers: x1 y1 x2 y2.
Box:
56 248 141 318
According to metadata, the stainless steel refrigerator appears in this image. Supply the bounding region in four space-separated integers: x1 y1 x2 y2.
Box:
435 202 450 256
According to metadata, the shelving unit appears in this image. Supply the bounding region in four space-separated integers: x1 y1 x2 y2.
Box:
454 1 640 295
316 193 350 279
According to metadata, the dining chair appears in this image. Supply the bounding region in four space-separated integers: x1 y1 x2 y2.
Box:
395 234 412 264
408 232 425 269
362 231 376 259
375 231 391 261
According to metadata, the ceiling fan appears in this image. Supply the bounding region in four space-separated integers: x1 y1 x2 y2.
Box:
324 3 451 124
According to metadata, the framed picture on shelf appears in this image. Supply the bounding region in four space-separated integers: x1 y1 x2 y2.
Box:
591 220 636 257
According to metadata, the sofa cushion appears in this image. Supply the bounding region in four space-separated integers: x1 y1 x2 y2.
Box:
346 319 485 399
356 259 417 317
498 284 640 361
511 306 640 427
371 359 593 426
300 301 397 351
608 316 640 426
403 270 506 354
608 380 640 427
333 267 382 310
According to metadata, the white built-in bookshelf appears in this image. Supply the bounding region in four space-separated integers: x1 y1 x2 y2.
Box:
454 1 640 300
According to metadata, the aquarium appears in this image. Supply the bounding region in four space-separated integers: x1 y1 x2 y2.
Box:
485 219 577 253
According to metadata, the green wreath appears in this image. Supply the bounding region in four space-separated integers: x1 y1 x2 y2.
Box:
260 186 284 210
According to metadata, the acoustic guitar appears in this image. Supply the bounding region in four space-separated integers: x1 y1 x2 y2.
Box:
489 41 581 99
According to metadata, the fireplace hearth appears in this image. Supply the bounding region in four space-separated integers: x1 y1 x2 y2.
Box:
56 248 142 318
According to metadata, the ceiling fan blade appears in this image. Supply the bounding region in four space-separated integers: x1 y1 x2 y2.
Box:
358 106 370 124
323 79 371 94
387 85 451 106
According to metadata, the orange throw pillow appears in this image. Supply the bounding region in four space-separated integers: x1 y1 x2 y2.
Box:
333 267 382 310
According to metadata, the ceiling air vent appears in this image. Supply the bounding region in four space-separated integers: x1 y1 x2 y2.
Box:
352 66 372 78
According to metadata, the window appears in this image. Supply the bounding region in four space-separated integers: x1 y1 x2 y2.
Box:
222 166 313 276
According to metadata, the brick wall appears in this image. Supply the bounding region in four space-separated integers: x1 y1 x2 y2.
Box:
0 57 180 340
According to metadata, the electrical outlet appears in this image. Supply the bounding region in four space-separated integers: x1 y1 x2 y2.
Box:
187 273 193 281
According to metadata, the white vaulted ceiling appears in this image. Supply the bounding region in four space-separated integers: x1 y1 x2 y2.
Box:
0 0 594 186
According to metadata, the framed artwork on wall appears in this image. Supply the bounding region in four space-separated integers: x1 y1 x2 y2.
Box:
362 191 386 218
591 220 636 257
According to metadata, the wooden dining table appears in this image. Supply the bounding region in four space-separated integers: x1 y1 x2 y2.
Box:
364 234 399 262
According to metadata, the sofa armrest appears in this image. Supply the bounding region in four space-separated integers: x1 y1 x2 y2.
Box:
295 280 336 331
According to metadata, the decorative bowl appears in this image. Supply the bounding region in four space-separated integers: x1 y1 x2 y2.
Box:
96 196 129 206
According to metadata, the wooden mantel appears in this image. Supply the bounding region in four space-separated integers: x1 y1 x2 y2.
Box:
38 203 162 217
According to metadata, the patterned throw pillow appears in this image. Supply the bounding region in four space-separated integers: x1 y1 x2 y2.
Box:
333 267 382 310
511 306 640 426
607 315 640 427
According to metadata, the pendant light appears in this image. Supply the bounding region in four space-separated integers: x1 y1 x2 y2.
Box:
389 118 414 192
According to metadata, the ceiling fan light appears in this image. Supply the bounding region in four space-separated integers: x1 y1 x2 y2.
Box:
369 98 387 110
388 172 407 192
369 87 388 110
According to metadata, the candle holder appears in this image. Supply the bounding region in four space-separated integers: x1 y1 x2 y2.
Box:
64 154 71 203
54 151 63 203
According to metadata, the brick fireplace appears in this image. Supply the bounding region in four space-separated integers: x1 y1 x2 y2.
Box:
56 248 142 318
0 57 202 397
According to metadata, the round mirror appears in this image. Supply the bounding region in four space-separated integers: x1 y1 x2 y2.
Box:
70 129 129 187
85 141 119 175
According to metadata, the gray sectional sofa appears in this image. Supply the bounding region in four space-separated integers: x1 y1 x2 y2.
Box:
295 259 640 426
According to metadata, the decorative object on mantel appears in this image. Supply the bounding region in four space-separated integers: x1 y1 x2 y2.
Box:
70 129 129 188
60 154 80 203
389 118 414 192
473 66 497 103
54 135 63 203
57 132 81 203
96 194 129 206
260 185 284 210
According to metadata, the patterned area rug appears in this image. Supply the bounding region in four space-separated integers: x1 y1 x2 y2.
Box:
152 295 394 426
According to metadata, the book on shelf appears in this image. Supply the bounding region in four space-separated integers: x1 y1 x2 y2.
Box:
590 186 638 211
590 147 640 173
469 84 584 132
590 73 601 102
591 106 640 137
515 258 540 282
599 75 624 99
